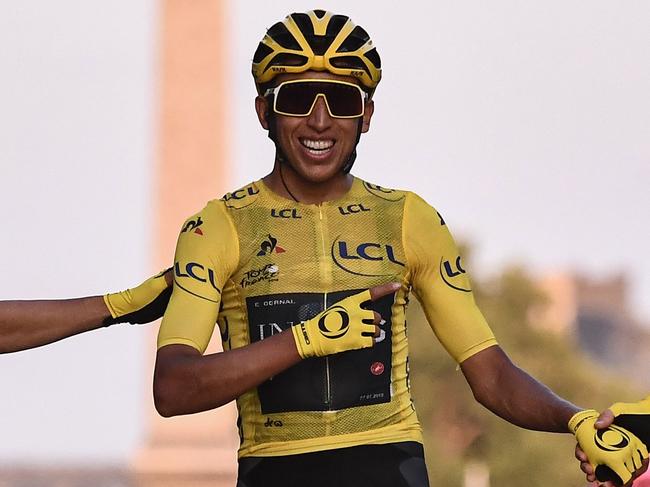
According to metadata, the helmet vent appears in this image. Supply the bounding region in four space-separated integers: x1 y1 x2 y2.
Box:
326 15 348 38
330 56 369 75
364 48 381 69
336 26 369 53
267 22 302 51
253 43 274 64
311 36 334 56
291 13 315 39
313 9 327 19
265 53 309 71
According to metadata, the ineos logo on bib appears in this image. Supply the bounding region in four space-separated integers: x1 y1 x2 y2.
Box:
246 291 394 413
317 305 350 339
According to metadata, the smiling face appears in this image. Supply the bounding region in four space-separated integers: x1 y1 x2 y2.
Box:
256 71 375 184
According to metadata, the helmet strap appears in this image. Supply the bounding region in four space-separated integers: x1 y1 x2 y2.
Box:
267 110 300 201
279 162 300 202
266 109 289 166
341 118 363 174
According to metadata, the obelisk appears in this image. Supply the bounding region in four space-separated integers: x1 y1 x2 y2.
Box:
132 1 238 485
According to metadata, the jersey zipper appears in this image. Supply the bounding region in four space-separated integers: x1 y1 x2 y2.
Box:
317 204 333 410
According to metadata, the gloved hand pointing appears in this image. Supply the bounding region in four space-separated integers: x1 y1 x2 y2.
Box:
291 282 400 359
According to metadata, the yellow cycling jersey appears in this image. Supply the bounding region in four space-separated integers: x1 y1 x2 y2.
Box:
158 177 497 458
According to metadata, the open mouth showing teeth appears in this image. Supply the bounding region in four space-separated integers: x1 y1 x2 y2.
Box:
300 138 335 153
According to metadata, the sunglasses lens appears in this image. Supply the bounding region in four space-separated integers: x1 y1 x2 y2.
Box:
275 83 317 115
274 81 364 117
325 83 364 117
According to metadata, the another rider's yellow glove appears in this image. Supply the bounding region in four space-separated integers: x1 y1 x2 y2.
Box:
570 409 649 485
609 395 650 449
291 290 376 359
103 268 172 325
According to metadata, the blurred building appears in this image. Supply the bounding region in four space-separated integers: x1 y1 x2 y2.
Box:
131 1 237 486
533 271 650 388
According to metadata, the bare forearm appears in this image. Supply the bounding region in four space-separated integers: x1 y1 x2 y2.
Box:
154 331 302 417
478 362 577 432
0 297 110 353
461 346 579 433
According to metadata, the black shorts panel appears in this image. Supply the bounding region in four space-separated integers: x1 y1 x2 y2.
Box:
237 442 429 487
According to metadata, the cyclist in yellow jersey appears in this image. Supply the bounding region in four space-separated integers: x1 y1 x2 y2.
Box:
1 9 648 487
151 10 647 487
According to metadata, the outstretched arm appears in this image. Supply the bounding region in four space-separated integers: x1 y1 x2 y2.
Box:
460 345 578 432
0 269 172 354
401 194 647 485
462 346 648 487
0 296 111 353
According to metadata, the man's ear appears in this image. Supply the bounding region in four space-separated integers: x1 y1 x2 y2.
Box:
361 99 374 133
255 96 270 130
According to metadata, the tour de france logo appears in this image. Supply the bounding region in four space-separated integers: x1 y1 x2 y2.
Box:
317 305 350 339
594 425 631 451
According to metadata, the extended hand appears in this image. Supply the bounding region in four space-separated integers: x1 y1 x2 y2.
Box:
573 407 649 486
103 268 173 325
608 396 650 450
291 282 400 359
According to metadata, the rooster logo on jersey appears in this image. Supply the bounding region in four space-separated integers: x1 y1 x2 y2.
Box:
257 234 286 256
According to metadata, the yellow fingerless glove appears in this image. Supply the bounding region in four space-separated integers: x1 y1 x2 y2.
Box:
609 395 650 449
103 268 172 325
291 290 376 359
570 409 649 485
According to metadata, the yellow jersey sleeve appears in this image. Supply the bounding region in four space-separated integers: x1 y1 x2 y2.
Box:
403 192 497 363
157 200 239 353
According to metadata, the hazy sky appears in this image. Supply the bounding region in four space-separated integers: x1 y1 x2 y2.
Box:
0 0 648 465
0 1 157 465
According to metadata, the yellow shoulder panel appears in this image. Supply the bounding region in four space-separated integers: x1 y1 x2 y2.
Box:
403 192 497 363
157 200 239 353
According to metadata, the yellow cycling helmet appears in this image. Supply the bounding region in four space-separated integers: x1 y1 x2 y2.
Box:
252 10 382 95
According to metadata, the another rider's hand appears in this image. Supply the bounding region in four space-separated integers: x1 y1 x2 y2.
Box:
291 282 400 359
103 268 173 325
607 396 650 450
570 409 648 486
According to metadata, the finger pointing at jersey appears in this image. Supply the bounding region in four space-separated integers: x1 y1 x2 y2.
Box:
291 283 400 359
